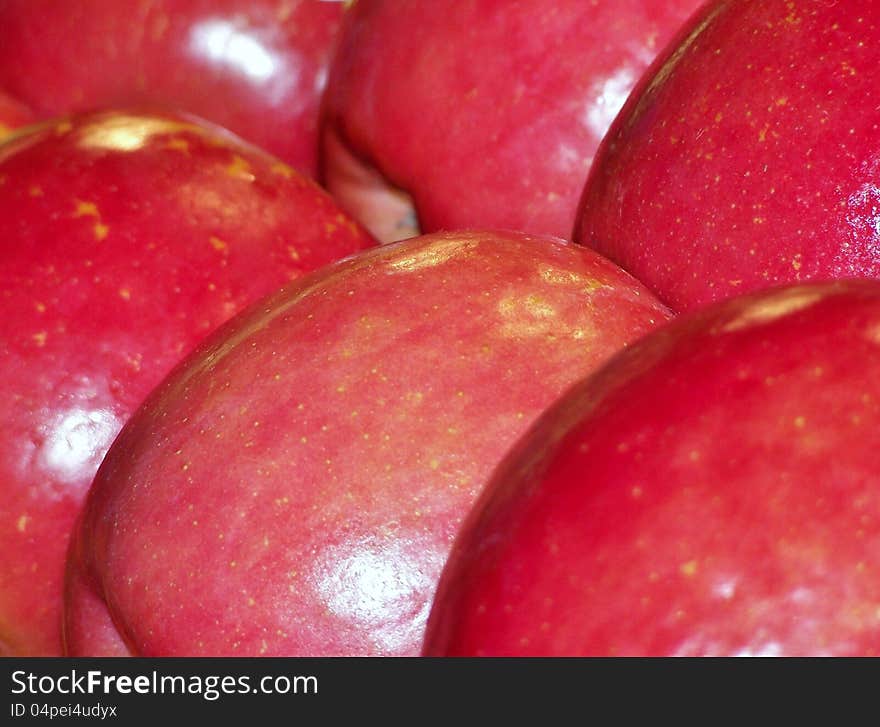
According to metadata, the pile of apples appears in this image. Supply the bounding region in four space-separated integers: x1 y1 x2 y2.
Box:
2 0 879 658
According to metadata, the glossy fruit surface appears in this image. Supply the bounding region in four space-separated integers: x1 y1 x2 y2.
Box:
0 0 348 175
0 108 374 656
64 230 672 656
0 89 33 140
577 0 880 311
425 280 880 656
321 0 703 242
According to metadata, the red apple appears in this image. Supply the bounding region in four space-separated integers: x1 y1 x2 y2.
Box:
0 107 374 656
0 0 349 176
424 279 880 656
320 0 704 242
0 89 33 141
63 230 672 657
576 0 880 312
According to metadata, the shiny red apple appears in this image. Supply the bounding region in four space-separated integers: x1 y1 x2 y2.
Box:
577 0 880 312
63 230 672 657
0 107 374 656
424 279 880 656
321 0 704 242
0 0 349 175
0 89 33 141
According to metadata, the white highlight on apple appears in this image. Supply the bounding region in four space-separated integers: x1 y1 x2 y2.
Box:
583 66 637 140
189 19 278 82
38 407 121 486
845 181 880 249
77 115 194 152
721 288 828 333
316 535 440 653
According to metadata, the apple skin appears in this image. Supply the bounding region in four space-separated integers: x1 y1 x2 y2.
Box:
321 0 704 242
0 108 375 656
63 230 672 657
576 0 880 312
0 0 348 176
0 89 33 141
424 279 880 656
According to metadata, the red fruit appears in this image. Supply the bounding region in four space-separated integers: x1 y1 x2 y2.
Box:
0 89 33 140
577 0 880 312
64 230 672 656
0 0 348 175
321 0 704 242
0 108 374 656
424 280 880 656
